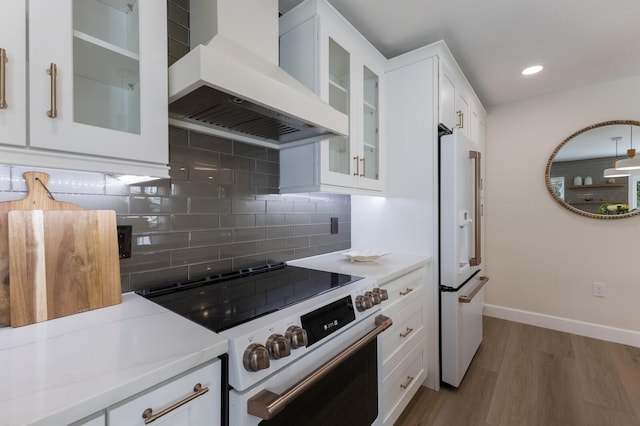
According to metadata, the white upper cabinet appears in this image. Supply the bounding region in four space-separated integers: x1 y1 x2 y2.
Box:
439 59 484 145
0 0 169 177
279 0 385 194
0 0 27 148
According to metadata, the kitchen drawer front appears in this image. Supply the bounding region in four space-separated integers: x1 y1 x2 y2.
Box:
108 360 221 426
381 338 425 426
381 294 424 372
381 268 424 311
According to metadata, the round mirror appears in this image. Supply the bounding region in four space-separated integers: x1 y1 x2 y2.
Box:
545 120 640 219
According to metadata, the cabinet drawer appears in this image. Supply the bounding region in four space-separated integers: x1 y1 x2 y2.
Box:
380 295 424 377
108 360 221 426
381 339 425 426
380 269 424 310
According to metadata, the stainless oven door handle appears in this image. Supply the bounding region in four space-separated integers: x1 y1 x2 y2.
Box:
458 276 489 303
247 314 393 420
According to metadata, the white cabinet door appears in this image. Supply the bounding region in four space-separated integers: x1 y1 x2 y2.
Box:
439 64 456 131
0 0 26 147
455 91 470 137
108 361 221 426
29 0 168 167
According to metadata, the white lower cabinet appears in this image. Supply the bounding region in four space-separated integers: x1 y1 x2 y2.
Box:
378 267 427 425
381 339 426 425
107 360 221 426
380 296 424 376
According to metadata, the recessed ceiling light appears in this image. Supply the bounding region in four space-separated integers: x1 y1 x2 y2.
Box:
522 65 544 75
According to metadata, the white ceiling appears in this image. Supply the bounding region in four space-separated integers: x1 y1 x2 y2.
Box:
279 0 640 107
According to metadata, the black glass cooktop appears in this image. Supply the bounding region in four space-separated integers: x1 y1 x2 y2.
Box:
137 263 362 332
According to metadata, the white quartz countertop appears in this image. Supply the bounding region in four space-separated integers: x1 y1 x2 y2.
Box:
0 292 228 426
289 251 432 284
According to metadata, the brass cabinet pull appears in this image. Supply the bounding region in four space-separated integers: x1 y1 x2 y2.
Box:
399 327 414 338
353 156 360 176
456 110 464 128
458 276 489 303
248 314 393 420
0 48 7 109
46 63 57 118
469 150 481 266
142 383 209 424
399 288 413 296
400 375 414 390
360 157 365 177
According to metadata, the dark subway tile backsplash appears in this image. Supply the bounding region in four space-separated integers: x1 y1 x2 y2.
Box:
0 127 350 292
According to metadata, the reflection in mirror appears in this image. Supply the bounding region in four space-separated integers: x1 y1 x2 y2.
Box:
546 120 640 219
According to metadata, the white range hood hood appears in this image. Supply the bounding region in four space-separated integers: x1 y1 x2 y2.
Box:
168 0 348 148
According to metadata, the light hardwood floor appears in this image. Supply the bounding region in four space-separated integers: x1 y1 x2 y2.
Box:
395 317 640 426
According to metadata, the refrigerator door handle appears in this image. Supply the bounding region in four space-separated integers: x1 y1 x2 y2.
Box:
469 150 482 266
458 276 489 303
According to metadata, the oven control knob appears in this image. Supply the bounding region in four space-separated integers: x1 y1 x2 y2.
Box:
366 291 381 305
355 295 368 312
373 287 389 301
381 288 389 301
363 293 374 309
266 334 291 359
285 326 309 349
243 343 270 372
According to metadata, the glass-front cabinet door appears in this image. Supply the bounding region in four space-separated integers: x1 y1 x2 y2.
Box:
361 66 379 185
28 0 167 171
325 37 353 183
72 0 141 134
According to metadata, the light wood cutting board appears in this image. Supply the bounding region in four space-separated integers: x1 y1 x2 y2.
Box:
8 209 121 327
0 171 92 325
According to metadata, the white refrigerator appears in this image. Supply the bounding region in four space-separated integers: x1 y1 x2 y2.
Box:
439 127 489 387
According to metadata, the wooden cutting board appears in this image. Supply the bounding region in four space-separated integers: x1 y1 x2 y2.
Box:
0 171 94 325
8 209 121 327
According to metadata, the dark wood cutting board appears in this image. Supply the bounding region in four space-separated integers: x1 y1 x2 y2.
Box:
0 171 85 325
8 209 121 327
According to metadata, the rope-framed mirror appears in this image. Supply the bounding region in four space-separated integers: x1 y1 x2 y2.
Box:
545 120 640 219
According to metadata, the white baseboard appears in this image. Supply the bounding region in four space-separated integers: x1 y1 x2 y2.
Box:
484 304 640 348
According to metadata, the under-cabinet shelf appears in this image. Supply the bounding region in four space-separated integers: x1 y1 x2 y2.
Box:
567 183 625 189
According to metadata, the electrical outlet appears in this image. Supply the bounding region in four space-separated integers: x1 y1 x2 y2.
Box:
117 225 132 259
330 217 339 234
592 282 606 298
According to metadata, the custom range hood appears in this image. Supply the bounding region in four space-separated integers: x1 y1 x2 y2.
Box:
168 0 348 147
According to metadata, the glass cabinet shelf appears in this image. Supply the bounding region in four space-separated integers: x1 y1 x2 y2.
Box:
73 31 140 87
363 99 377 112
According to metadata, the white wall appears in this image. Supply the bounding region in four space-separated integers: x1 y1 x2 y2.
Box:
485 75 640 336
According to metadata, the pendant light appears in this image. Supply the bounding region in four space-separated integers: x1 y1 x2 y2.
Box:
614 125 640 170
604 136 629 178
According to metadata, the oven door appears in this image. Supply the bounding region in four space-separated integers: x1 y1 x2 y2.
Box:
230 314 392 426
